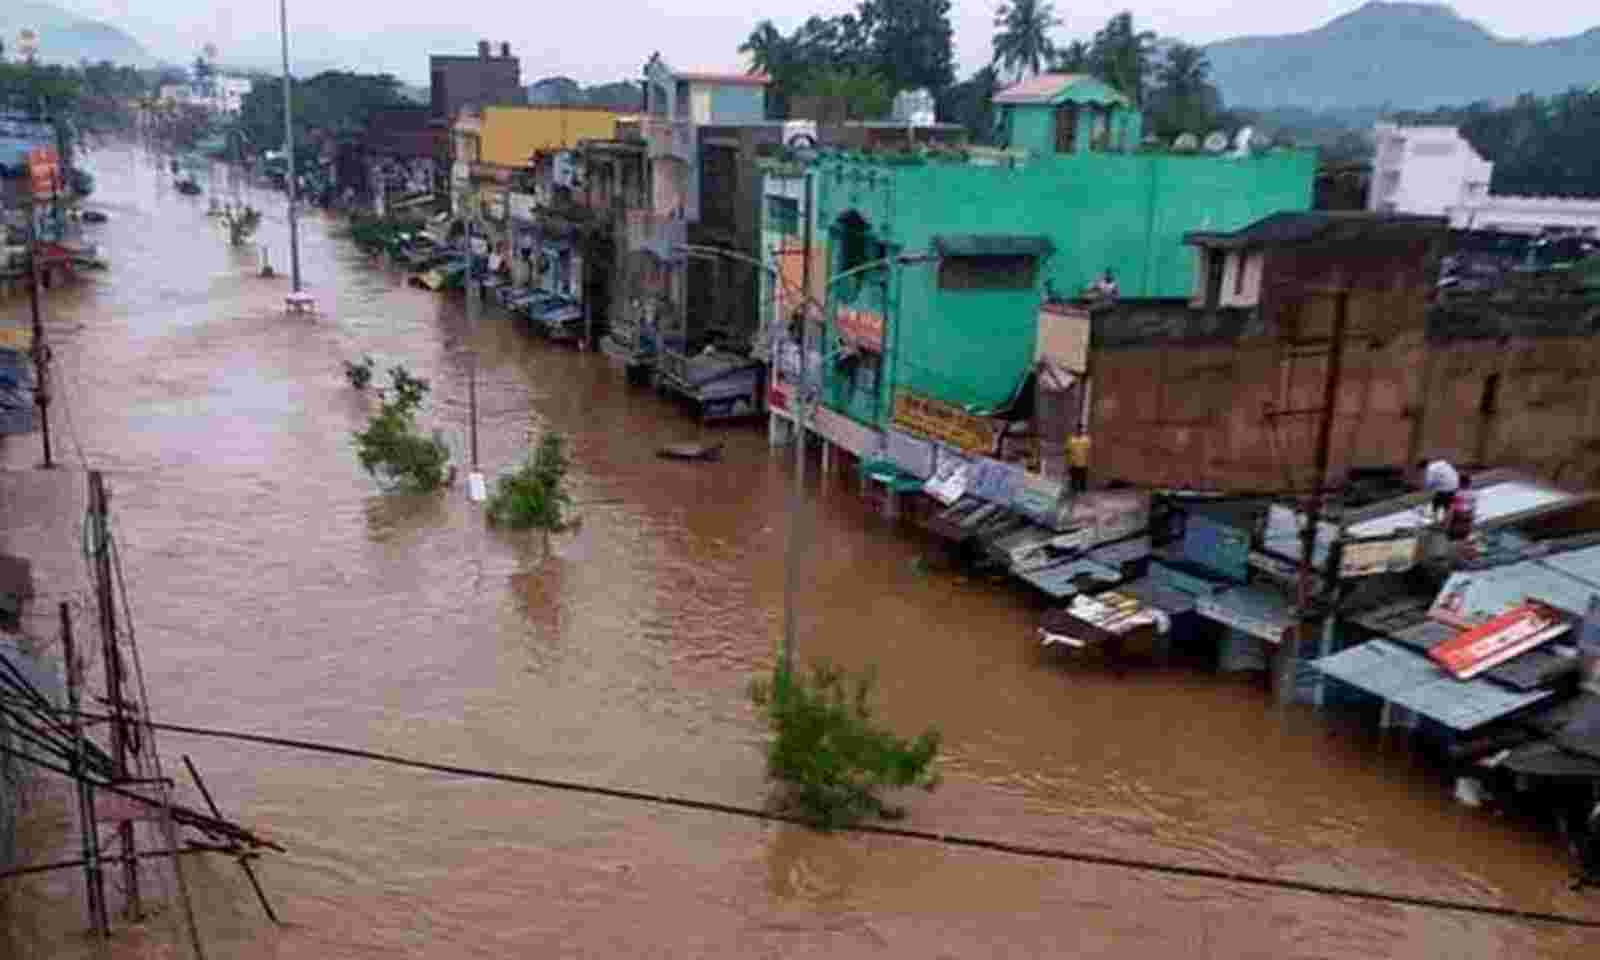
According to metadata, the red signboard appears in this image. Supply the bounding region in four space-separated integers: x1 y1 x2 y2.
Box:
28 147 60 197
835 307 884 352
1429 602 1570 680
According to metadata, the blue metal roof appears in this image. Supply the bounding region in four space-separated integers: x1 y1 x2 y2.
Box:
1316 640 1553 731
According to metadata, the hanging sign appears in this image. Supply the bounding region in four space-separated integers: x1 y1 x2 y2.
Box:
1429 601 1569 680
28 147 59 197
891 390 997 457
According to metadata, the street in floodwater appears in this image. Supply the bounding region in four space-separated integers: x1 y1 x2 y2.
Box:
2 142 1596 958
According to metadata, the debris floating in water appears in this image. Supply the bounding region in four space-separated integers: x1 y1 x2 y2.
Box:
657 442 724 462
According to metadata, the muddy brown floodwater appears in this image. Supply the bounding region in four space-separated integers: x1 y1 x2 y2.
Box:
1 142 1596 958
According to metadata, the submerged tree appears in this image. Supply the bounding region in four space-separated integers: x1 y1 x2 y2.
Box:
486 431 574 553
753 661 940 829
352 366 450 492
219 204 262 246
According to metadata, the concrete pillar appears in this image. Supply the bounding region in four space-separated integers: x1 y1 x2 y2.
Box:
768 413 794 447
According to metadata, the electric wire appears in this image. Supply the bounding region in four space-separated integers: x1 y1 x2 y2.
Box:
15 708 1600 932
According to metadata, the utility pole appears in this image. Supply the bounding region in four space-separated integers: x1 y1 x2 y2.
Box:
465 216 485 502
25 200 54 468
61 602 109 937
1284 289 1349 706
278 0 302 293
88 471 140 918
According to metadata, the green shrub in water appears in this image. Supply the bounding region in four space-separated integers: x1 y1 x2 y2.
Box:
487 432 573 542
752 661 940 829
352 366 449 491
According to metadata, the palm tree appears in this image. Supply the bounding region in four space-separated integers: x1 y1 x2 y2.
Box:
1149 44 1220 137
1089 11 1156 106
1052 40 1091 73
739 21 787 77
992 0 1061 83
740 20 797 119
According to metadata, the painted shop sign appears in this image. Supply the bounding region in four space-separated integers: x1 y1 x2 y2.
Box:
835 307 884 352
1340 536 1419 578
1430 602 1569 680
890 391 997 457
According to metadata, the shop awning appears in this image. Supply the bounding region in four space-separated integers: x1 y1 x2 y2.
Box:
1193 584 1297 645
1016 555 1123 600
1315 640 1554 732
1120 577 1198 616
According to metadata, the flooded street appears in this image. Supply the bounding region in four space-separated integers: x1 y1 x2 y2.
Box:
2 142 1595 957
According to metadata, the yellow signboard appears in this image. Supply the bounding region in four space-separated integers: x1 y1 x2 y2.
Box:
890 391 997 456
0 327 34 351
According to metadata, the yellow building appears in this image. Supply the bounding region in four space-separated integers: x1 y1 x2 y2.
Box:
478 105 623 168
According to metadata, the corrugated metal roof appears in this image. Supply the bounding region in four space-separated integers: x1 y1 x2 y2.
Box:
1195 583 1297 641
1315 640 1553 731
992 73 1129 106
1185 212 1446 251
1016 557 1123 600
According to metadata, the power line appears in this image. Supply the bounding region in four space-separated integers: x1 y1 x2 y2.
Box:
21 707 1600 932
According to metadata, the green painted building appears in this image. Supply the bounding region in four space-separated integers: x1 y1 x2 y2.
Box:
765 74 1315 437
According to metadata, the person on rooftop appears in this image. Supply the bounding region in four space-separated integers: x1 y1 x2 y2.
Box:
1416 458 1459 518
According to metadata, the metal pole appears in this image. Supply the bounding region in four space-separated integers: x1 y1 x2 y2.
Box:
25 206 53 469
467 220 480 473
1285 290 1349 705
61 603 109 937
782 283 807 687
89 471 140 917
279 0 302 293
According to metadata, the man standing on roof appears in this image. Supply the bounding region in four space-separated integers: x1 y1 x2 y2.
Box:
1417 458 1460 519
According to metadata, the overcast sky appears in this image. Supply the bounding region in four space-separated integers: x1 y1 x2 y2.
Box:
50 1 1600 84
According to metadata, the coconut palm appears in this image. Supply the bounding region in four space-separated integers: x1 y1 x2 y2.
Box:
1089 11 1156 106
1052 40 1091 73
992 0 1061 83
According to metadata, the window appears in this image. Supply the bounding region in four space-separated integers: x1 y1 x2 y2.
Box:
767 196 800 236
938 255 1037 292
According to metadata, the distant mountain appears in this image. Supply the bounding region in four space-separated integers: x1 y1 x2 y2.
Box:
1205 2 1600 110
527 76 641 112
1 1 153 67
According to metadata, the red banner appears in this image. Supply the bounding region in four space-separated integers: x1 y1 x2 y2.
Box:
835 307 884 352
28 147 60 197
1429 602 1569 680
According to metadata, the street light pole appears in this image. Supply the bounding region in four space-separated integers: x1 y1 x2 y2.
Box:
675 243 935 683
278 0 302 293
465 212 486 503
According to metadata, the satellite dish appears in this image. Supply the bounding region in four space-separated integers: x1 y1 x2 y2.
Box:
1232 126 1255 157
1203 132 1229 154
1172 133 1199 153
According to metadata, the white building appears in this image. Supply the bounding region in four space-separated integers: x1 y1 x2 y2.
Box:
1369 122 1600 236
1368 124 1492 218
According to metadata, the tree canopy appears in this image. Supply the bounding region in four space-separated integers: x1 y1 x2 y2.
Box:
1397 90 1600 199
740 0 955 121
237 71 409 151
992 0 1060 83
